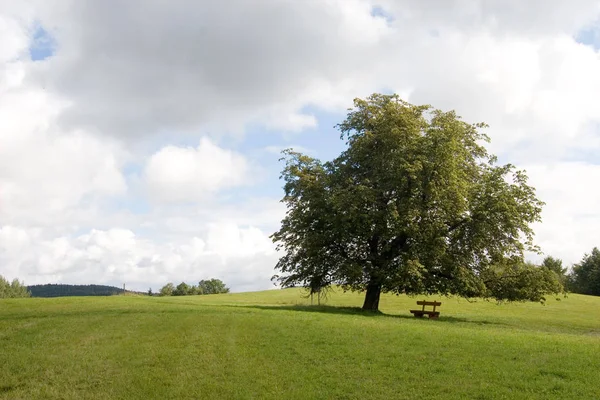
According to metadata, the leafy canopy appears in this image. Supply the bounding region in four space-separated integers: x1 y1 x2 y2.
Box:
0 275 31 299
158 279 230 296
541 256 566 276
272 94 560 310
198 279 230 295
570 247 600 296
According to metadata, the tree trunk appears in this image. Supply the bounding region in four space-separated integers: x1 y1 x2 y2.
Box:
362 281 382 311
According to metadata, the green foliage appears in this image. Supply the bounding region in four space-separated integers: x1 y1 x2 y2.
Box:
272 93 550 310
173 282 191 296
0 275 30 298
158 279 229 296
159 283 175 296
541 256 566 276
570 247 600 296
481 262 564 303
540 255 568 286
197 278 230 295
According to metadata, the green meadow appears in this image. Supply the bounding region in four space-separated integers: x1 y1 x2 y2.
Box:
1 289 599 399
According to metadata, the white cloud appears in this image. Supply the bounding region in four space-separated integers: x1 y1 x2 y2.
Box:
0 225 278 292
0 15 27 62
25 0 392 137
143 138 250 203
0 63 127 229
22 1 600 159
204 222 274 259
11 0 600 151
524 162 600 267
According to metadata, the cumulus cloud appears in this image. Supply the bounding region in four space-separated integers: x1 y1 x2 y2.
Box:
22 0 600 165
0 59 127 229
524 162 600 266
27 0 391 137
0 225 278 292
143 138 250 203
14 0 600 152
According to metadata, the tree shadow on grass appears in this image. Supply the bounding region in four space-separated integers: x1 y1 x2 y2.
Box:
226 304 505 326
0 383 25 393
0 303 214 322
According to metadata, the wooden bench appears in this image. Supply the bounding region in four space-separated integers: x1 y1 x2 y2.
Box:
410 301 441 319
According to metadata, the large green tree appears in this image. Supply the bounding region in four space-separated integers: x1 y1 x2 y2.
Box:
272 94 560 311
570 248 600 296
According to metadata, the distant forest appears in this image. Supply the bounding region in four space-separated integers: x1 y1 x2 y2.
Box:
27 284 133 297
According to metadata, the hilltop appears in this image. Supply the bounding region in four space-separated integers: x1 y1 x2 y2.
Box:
1 288 599 399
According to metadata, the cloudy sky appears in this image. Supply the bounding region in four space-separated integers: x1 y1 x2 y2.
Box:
2 0 600 292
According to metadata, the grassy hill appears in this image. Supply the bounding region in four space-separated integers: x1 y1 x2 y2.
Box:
1 288 599 399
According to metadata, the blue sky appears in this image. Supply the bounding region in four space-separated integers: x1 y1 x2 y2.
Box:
29 24 55 61
576 25 600 49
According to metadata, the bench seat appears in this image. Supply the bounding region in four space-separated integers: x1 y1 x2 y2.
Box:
410 310 440 319
410 300 441 319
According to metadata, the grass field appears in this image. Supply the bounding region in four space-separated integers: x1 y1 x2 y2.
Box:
1 288 599 399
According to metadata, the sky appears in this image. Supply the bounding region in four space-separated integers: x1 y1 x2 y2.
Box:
2 0 600 292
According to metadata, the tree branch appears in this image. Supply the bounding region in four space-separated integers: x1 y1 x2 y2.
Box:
483 273 528 285
429 269 455 280
381 233 408 260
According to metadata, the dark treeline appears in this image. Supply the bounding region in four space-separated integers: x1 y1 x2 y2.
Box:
27 284 126 297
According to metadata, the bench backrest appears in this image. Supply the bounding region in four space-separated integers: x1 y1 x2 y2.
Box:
416 301 441 306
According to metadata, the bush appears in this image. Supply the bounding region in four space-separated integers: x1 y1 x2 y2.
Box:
0 275 31 298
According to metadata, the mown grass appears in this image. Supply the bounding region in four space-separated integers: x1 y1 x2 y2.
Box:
1 288 599 399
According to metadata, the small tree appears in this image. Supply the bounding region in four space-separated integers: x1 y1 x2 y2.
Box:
159 283 175 296
173 282 191 296
570 248 600 296
272 94 558 311
481 261 563 302
0 275 31 298
541 256 567 285
198 279 230 295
